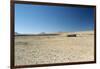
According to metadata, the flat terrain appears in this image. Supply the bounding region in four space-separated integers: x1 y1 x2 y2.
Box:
15 31 94 66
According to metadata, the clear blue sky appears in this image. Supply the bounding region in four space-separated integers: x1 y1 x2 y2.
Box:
15 4 95 34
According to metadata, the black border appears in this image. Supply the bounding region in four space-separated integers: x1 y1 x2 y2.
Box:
10 1 96 69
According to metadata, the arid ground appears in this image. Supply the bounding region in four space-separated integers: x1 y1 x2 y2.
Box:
15 31 94 66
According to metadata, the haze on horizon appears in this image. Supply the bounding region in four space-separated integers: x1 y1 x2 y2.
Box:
15 4 95 34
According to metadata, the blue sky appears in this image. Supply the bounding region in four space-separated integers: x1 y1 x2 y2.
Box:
15 4 95 34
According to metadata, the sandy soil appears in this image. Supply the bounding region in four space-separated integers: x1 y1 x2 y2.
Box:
15 31 94 66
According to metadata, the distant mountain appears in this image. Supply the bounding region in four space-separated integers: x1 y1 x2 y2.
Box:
15 32 20 35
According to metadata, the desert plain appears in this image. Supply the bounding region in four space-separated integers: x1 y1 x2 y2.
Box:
15 31 94 66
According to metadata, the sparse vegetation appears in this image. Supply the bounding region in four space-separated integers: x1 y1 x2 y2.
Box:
16 42 29 45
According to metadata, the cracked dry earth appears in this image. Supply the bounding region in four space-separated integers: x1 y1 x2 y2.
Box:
15 32 94 66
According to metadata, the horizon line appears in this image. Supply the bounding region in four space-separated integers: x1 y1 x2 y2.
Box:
15 30 94 34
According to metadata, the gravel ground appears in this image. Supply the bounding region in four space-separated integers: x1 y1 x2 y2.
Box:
15 31 94 66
